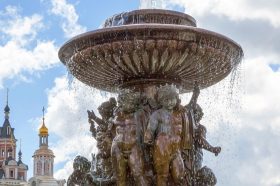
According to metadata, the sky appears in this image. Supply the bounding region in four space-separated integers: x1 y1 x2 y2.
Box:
0 0 280 185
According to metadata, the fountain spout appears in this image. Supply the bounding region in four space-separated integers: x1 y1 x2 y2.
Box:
139 0 164 9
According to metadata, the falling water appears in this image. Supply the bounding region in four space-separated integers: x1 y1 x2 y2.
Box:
139 0 164 9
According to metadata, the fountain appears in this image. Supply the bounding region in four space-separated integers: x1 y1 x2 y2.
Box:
58 2 243 186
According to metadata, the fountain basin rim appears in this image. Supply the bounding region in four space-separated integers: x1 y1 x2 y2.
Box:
103 8 197 27
114 8 196 22
123 8 196 21
58 24 243 63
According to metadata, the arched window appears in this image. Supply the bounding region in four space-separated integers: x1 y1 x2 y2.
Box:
7 149 12 158
7 126 10 135
1 149 5 157
10 170 14 178
36 161 42 175
44 160 50 175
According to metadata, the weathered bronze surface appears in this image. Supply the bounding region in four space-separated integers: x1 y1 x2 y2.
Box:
87 98 116 185
67 156 92 185
61 8 242 186
144 85 186 186
59 9 243 93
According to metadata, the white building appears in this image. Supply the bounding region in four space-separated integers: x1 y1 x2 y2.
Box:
28 111 65 186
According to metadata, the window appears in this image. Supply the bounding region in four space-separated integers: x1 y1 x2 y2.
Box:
37 161 42 175
44 161 50 175
10 170 14 178
7 149 12 158
7 126 10 135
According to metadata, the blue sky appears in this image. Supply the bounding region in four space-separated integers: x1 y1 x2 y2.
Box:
1 0 280 185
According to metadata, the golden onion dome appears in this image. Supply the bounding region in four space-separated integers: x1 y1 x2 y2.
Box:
39 122 48 135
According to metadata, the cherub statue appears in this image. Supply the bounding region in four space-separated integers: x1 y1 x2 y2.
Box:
87 97 117 137
196 166 217 186
87 97 117 181
67 156 93 186
185 84 221 185
192 104 221 171
144 85 187 186
111 90 149 186
94 132 114 179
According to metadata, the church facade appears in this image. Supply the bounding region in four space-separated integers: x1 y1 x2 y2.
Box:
0 101 28 186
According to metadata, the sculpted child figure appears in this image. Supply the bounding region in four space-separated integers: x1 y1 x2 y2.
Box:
191 104 221 186
144 85 186 186
185 85 221 185
87 98 117 179
192 104 221 171
111 91 148 186
87 97 117 138
67 156 92 186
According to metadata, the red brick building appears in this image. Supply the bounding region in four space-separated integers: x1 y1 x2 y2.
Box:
0 99 28 185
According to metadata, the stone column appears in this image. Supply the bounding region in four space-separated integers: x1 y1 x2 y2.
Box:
5 168 9 179
42 157 45 176
34 157 37 176
15 167 18 179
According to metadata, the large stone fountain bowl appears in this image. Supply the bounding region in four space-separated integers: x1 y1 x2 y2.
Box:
59 9 243 93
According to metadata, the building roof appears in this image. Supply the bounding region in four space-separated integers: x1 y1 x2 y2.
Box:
39 122 48 136
4 105 10 113
0 119 16 139
33 146 55 157
2 156 28 170
0 103 16 140
4 156 16 165
17 150 28 170
39 107 48 136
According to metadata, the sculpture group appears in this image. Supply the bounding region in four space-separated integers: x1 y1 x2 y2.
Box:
68 85 221 186
59 8 243 186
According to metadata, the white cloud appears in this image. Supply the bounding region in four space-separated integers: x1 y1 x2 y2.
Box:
0 7 44 45
44 76 115 180
0 6 58 87
54 160 73 180
50 0 86 38
165 0 280 28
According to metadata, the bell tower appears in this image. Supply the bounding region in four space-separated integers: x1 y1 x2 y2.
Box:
32 107 54 177
29 107 65 185
0 89 16 167
0 89 28 183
